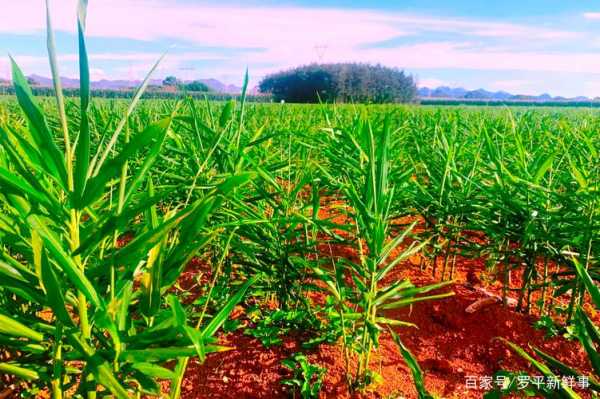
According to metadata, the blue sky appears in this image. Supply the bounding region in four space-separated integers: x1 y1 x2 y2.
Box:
2 0 600 96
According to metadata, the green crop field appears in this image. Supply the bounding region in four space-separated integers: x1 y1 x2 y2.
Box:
0 2 598 399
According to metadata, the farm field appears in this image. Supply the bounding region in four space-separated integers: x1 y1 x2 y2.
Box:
1 89 599 398
0 5 599 396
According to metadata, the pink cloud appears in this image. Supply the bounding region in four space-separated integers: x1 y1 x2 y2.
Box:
583 12 600 20
0 1 593 86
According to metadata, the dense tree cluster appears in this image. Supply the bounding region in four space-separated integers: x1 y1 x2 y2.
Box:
162 76 211 92
162 76 179 86
185 80 210 92
259 63 417 103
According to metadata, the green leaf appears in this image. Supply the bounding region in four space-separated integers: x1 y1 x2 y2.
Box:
121 345 231 363
216 172 254 196
532 346 600 391
0 260 44 303
10 57 67 188
576 307 600 346
202 275 257 338
140 197 164 317
167 295 187 327
112 198 205 267
74 100 90 201
0 362 41 381
389 328 433 399
123 114 176 205
45 0 70 161
500 338 581 399
40 251 75 327
117 281 134 332
0 313 44 342
573 258 600 309
219 100 235 128
130 363 175 379
80 117 172 208
130 370 160 396
574 308 600 376
68 332 130 399
374 279 414 306
378 221 416 265
73 0 91 201
380 280 454 305
375 317 418 329
184 326 206 363
569 160 587 189
380 291 454 310
27 215 101 308
376 240 429 282
532 152 555 184
76 190 174 256
0 167 53 209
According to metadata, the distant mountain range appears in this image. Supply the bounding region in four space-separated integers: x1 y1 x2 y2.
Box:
25 74 243 94
418 86 595 102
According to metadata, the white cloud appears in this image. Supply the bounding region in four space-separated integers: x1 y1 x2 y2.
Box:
89 67 107 81
239 40 600 78
582 80 600 97
388 15 580 40
0 1 406 48
416 78 445 88
373 42 600 74
0 1 582 50
0 51 232 81
488 79 533 93
583 12 600 20
0 0 594 92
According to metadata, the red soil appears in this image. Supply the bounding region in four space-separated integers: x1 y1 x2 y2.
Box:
4 204 590 398
121 203 594 398
177 248 592 398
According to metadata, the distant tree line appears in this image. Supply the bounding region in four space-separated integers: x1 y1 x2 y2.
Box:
259 63 417 103
0 76 214 98
0 85 270 102
419 98 600 108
